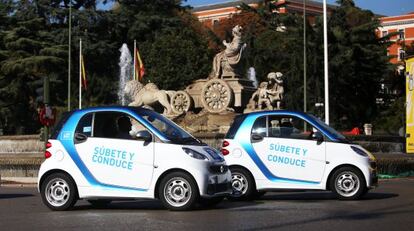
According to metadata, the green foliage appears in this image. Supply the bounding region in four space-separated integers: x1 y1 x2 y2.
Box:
373 97 404 135
0 0 213 134
0 1 67 134
236 0 393 129
325 0 394 129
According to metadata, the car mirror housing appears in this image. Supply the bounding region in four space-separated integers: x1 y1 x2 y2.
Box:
135 130 152 142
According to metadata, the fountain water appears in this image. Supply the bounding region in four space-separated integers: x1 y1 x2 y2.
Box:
247 67 258 88
118 43 133 105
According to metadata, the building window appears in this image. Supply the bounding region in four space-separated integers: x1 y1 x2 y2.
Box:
212 19 219 27
398 48 405 61
398 29 405 39
382 30 388 37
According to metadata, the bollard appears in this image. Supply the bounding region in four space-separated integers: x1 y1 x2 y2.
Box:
364 123 373 136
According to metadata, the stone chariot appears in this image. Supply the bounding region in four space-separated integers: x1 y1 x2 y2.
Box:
168 25 256 114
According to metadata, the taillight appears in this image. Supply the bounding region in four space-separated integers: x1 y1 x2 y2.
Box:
222 140 229 147
45 151 52 159
45 141 52 158
221 148 230 155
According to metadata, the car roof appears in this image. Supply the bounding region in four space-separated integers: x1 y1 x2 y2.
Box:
69 105 150 113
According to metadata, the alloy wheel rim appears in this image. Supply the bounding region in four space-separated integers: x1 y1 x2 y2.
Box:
335 171 360 197
45 178 70 207
164 177 192 207
231 173 248 197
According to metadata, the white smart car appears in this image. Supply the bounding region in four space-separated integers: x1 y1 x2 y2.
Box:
221 111 377 200
38 106 231 211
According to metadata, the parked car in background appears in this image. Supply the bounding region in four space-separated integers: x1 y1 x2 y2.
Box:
221 110 378 200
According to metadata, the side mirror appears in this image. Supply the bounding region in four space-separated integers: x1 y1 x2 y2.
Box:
251 133 264 143
312 132 324 144
136 130 152 142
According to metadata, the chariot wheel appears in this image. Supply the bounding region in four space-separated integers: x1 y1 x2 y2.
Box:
201 79 233 113
171 91 192 114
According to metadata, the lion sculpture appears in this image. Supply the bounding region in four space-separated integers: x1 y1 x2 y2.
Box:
124 80 172 115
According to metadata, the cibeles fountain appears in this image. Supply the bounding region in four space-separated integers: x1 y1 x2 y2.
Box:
122 25 285 133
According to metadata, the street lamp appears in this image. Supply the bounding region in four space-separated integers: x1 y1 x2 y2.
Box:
323 0 330 125
68 0 72 111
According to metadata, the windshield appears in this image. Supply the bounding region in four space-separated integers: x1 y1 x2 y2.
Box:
309 115 348 142
134 109 201 145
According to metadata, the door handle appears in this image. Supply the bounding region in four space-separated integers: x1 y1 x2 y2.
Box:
251 134 264 143
74 133 88 144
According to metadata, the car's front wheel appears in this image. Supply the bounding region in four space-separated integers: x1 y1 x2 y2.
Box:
330 167 367 200
40 173 78 211
159 172 199 211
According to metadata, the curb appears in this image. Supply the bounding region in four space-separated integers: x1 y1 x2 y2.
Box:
1 177 37 187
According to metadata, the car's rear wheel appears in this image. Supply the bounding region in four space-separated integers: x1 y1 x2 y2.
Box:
330 167 366 200
159 172 199 211
41 173 78 211
228 167 256 201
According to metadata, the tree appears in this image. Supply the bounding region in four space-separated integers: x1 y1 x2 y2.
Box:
0 0 66 134
109 0 212 90
325 0 394 129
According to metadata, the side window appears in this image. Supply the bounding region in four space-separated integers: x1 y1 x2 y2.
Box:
268 115 316 140
251 116 267 137
75 113 93 137
93 111 148 140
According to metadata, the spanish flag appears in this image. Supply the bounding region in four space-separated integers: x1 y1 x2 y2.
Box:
80 54 87 89
134 44 145 81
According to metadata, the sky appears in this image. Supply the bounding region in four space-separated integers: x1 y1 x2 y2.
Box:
184 0 414 16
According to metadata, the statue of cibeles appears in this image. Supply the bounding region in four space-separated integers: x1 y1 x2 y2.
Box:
124 80 172 115
209 25 247 79
244 72 285 112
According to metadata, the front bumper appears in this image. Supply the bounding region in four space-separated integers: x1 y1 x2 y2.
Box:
370 169 378 188
206 182 232 196
199 164 232 198
368 160 378 188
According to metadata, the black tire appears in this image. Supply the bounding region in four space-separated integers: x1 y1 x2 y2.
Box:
87 199 112 208
40 173 78 211
158 172 199 211
330 166 367 200
228 167 256 201
199 196 224 208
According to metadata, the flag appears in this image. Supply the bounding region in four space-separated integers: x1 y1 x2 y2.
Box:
81 54 87 89
134 47 145 81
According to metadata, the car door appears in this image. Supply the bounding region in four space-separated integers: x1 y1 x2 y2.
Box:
251 115 326 183
73 111 154 190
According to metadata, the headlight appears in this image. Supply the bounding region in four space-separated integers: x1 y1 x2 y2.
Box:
182 148 209 161
351 146 375 160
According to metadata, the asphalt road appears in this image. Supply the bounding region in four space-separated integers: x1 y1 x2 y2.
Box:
0 178 413 231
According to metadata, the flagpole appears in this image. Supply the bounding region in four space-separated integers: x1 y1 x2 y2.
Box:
133 40 136 80
68 0 72 111
323 0 329 124
79 39 82 109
